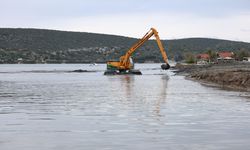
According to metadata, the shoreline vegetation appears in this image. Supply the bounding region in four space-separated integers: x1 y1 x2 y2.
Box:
173 62 250 92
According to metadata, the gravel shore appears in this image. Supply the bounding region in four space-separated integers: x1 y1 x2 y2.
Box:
173 62 250 91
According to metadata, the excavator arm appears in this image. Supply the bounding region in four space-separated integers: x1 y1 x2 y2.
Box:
105 28 170 74
120 28 169 68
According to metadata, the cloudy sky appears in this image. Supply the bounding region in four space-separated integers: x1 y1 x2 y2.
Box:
1 0 250 42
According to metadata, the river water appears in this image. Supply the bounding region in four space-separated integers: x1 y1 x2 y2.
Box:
0 64 250 150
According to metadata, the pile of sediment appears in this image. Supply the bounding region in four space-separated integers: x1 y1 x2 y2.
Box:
173 62 250 91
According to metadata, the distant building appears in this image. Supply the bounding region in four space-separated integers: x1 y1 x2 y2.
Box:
217 51 234 60
197 53 210 61
216 51 235 63
196 53 210 65
17 58 23 64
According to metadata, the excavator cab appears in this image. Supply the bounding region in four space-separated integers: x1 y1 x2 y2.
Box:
129 57 134 69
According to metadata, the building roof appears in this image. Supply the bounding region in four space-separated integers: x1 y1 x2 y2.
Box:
197 53 210 60
218 51 234 58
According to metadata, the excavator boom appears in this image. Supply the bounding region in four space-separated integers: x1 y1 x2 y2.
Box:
121 28 169 67
105 28 170 75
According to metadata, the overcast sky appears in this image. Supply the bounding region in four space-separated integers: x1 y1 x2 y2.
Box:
1 0 250 42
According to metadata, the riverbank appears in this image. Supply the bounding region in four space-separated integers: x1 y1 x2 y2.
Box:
173 62 250 92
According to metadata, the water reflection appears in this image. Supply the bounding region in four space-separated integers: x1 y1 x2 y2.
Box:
120 75 135 100
108 75 169 117
154 75 169 116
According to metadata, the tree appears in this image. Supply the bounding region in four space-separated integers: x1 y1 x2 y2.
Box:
184 53 196 64
235 48 249 61
207 49 217 62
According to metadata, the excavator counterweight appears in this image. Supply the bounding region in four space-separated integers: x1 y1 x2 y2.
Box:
104 28 170 75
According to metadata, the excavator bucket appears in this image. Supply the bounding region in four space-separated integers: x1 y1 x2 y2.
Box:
161 63 170 70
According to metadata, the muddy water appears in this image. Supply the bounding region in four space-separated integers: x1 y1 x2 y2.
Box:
0 64 250 150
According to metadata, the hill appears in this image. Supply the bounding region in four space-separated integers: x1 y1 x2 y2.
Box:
0 28 250 63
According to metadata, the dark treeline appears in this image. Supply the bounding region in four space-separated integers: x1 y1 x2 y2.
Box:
0 28 250 63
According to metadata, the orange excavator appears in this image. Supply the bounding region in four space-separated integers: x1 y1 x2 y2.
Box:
104 28 170 75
